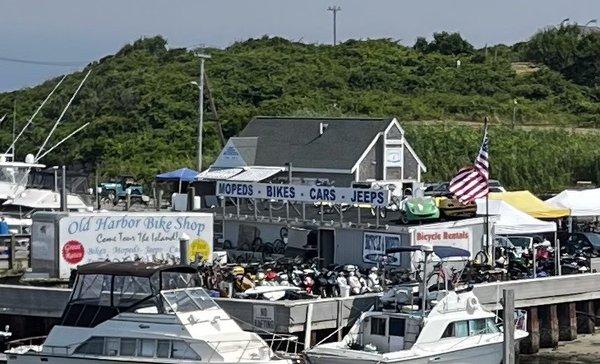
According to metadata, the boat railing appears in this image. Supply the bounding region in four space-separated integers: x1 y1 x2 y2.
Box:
7 335 84 356
206 335 301 362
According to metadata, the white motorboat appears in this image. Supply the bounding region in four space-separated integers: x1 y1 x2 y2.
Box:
305 245 528 364
5 262 295 364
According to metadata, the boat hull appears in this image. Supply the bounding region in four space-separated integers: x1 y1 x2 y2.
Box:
306 340 506 364
7 353 289 364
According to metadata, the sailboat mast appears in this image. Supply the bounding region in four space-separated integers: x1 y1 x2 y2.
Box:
12 99 16 157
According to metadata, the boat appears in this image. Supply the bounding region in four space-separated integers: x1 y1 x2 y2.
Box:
305 245 528 364
5 262 295 364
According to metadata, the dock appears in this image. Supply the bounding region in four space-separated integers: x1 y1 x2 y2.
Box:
1 273 600 352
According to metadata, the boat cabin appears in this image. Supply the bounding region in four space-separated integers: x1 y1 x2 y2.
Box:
61 261 198 327
357 311 422 352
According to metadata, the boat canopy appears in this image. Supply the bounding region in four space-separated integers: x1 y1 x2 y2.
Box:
61 262 198 328
77 261 197 277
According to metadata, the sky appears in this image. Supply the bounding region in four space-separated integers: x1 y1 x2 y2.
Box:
1 0 599 92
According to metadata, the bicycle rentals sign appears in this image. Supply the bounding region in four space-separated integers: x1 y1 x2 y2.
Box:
216 181 390 208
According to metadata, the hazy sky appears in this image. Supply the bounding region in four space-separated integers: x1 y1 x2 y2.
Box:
2 0 599 92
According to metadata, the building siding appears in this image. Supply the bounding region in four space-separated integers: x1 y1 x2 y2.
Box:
403 147 419 180
287 171 354 187
386 123 403 139
386 167 403 180
358 137 380 181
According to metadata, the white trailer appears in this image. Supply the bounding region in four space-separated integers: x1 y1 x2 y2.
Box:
31 211 213 279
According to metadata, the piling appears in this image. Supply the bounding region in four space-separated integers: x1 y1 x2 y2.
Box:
576 301 595 334
304 303 314 349
125 191 131 211
9 235 15 271
60 166 67 212
179 233 190 265
156 189 163 211
187 187 196 211
557 302 577 341
539 305 559 348
336 299 344 341
521 306 540 354
502 289 515 364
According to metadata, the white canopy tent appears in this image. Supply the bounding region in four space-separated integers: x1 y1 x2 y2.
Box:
546 189 600 217
476 199 556 235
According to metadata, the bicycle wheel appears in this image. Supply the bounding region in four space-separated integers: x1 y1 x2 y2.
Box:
252 237 263 251
273 239 286 254
263 242 274 254
280 227 289 239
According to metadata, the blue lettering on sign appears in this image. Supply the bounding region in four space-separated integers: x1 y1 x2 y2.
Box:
217 182 254 197
266 185 296 199
351 190 386 204
309 187 336 201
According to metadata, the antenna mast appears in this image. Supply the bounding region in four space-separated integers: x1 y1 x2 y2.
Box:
6 74 67 155
35 70 91 161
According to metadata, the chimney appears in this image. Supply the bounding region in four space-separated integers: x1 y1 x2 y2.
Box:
319 122 329 136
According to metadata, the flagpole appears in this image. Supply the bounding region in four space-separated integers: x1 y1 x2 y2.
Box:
484 117 490 260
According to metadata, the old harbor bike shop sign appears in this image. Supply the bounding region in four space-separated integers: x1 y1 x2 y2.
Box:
57 212 213 278
216 181 391 208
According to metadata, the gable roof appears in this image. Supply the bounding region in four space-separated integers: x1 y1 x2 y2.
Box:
238 116 393 170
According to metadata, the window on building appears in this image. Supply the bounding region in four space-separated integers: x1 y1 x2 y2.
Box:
370 317 386 336
389 318 406 337
74 337 104 355
120 338 137 356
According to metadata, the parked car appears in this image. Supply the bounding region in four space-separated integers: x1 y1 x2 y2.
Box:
489 179 507 193
424 182 451 197
560 232 600 255
99 176 145 205
425 180 506 197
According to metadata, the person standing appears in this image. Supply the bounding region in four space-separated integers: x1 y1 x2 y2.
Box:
0 216 9 235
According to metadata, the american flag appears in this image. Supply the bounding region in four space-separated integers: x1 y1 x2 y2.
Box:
448 125 489 203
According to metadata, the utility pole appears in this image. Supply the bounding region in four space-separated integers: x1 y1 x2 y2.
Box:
195 53 211 172
327 5 341 45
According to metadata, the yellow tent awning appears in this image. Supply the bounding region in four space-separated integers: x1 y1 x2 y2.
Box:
488 191 570 219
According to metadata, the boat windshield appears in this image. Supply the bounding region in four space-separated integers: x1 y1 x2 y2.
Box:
162 288 217 313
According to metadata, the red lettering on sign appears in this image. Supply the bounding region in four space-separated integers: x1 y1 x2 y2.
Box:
62 240 85 265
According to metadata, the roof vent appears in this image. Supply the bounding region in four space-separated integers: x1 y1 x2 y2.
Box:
319 122 329 136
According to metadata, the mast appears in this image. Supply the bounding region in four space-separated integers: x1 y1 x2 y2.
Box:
6 74 67 155
35 70 91 161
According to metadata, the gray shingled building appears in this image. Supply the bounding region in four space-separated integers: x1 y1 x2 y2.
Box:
199 116 426 188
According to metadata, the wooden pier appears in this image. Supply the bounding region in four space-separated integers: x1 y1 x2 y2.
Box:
1 273 600 352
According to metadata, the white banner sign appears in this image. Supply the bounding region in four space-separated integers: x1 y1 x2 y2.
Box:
57 212 213 278
217 181 390 208
413 227 472 252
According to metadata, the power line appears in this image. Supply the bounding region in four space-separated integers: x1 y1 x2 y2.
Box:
0 56 86 67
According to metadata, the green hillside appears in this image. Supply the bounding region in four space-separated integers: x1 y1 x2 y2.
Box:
0 26 598 192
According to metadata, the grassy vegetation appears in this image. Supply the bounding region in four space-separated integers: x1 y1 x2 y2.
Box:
0 25 598 192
